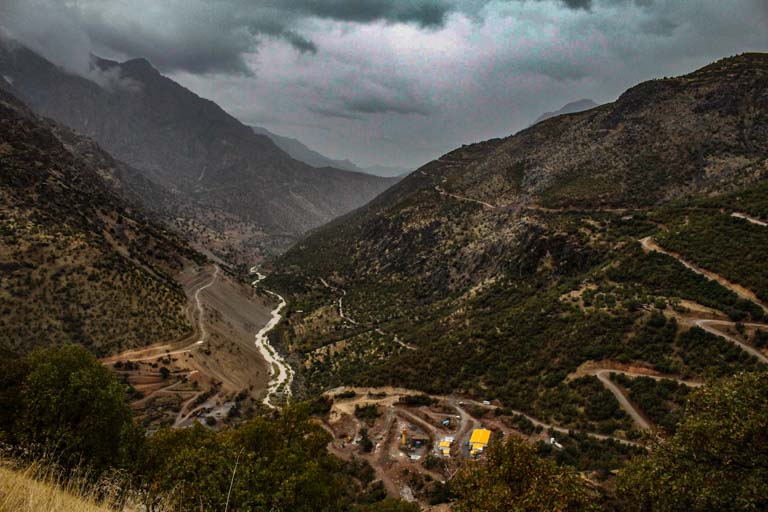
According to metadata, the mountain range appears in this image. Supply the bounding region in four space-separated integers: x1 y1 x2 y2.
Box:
267 53 768 439
1 31 767 508
0 41 397 262
250 125 411 177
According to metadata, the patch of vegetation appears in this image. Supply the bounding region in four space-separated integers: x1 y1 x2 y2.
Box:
617 371 768 511
655 210 768 302
354 404 381 422
609 374 692 433
537 431 646 478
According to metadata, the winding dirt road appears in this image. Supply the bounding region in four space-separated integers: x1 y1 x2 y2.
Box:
695 319 768 364
589 229 768 430
193 265 220 345
425 161 499 210
639 236 768 314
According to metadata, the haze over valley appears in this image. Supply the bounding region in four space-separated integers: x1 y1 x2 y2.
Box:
1 1 767 511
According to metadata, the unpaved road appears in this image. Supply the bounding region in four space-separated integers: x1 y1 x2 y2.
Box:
640 236 768 314
428 161 499 210
193 265 220 345
695 319 768 364
106 264 272 428
584 369 704 431
731 212 768 227
104 266 220 364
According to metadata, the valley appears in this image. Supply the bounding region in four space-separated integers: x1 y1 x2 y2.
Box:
1 27 767 510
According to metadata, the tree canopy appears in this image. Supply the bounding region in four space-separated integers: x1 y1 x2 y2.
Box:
617 370 768 511
451 436 599 512
5 344 143 473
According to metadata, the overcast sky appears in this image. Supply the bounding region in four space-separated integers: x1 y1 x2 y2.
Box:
2 0 766 169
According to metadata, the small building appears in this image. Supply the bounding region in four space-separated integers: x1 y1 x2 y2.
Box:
438 436 454 457
469 428 492 456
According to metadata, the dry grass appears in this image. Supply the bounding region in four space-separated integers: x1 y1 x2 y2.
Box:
0 465 111 512
0 459 164 512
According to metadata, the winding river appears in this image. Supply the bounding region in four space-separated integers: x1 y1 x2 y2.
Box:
250 266 294 408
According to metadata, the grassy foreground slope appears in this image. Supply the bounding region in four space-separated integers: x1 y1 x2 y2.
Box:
0 465 115 512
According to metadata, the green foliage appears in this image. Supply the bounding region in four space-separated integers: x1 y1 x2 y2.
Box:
452 437 599 511
398 394 435 406
355 404 382 421
143 405 349 511
609 375 691 433
617 371 768 511
607 244 762 321
677 327 762 377
537 432 645 478
1 345 143 474
656 210 768 303
353 497 421 512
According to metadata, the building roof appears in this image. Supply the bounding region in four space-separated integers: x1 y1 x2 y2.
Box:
469 428 492 446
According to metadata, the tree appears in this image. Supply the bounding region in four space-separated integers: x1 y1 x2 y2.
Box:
17 344 143 473
617 370 768 511
141 405 352 511
452 437 598 511
0 357 28 443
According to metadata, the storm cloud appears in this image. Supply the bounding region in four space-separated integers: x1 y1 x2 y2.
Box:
0 0 766 169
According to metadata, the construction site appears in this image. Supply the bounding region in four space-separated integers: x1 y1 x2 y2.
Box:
316 386 557 507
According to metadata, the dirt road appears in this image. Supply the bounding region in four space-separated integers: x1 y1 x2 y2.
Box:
695 319 768 364
640 236 768 314
731 212 768 227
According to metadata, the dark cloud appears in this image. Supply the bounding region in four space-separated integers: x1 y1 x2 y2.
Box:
639 17 677 35
306 106 365 120
1 0 765 168
275 0 454 27
0 0 669 77
343 95 433 115
0 0 466 76
561 0 593 9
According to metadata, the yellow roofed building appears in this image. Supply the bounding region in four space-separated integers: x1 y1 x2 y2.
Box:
469 428 492 456
438 438 453 457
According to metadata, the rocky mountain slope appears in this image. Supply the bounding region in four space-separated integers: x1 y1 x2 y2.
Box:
0 40 397 259
0 88 205 356
266 53 768 444
533 98 598 124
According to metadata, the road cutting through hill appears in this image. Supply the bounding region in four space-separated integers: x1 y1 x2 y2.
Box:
639 235 768 314
583 230 768 430
105 264 273 428
104 265 221 364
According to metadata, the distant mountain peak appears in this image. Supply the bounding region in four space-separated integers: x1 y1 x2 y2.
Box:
533 98 598 125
